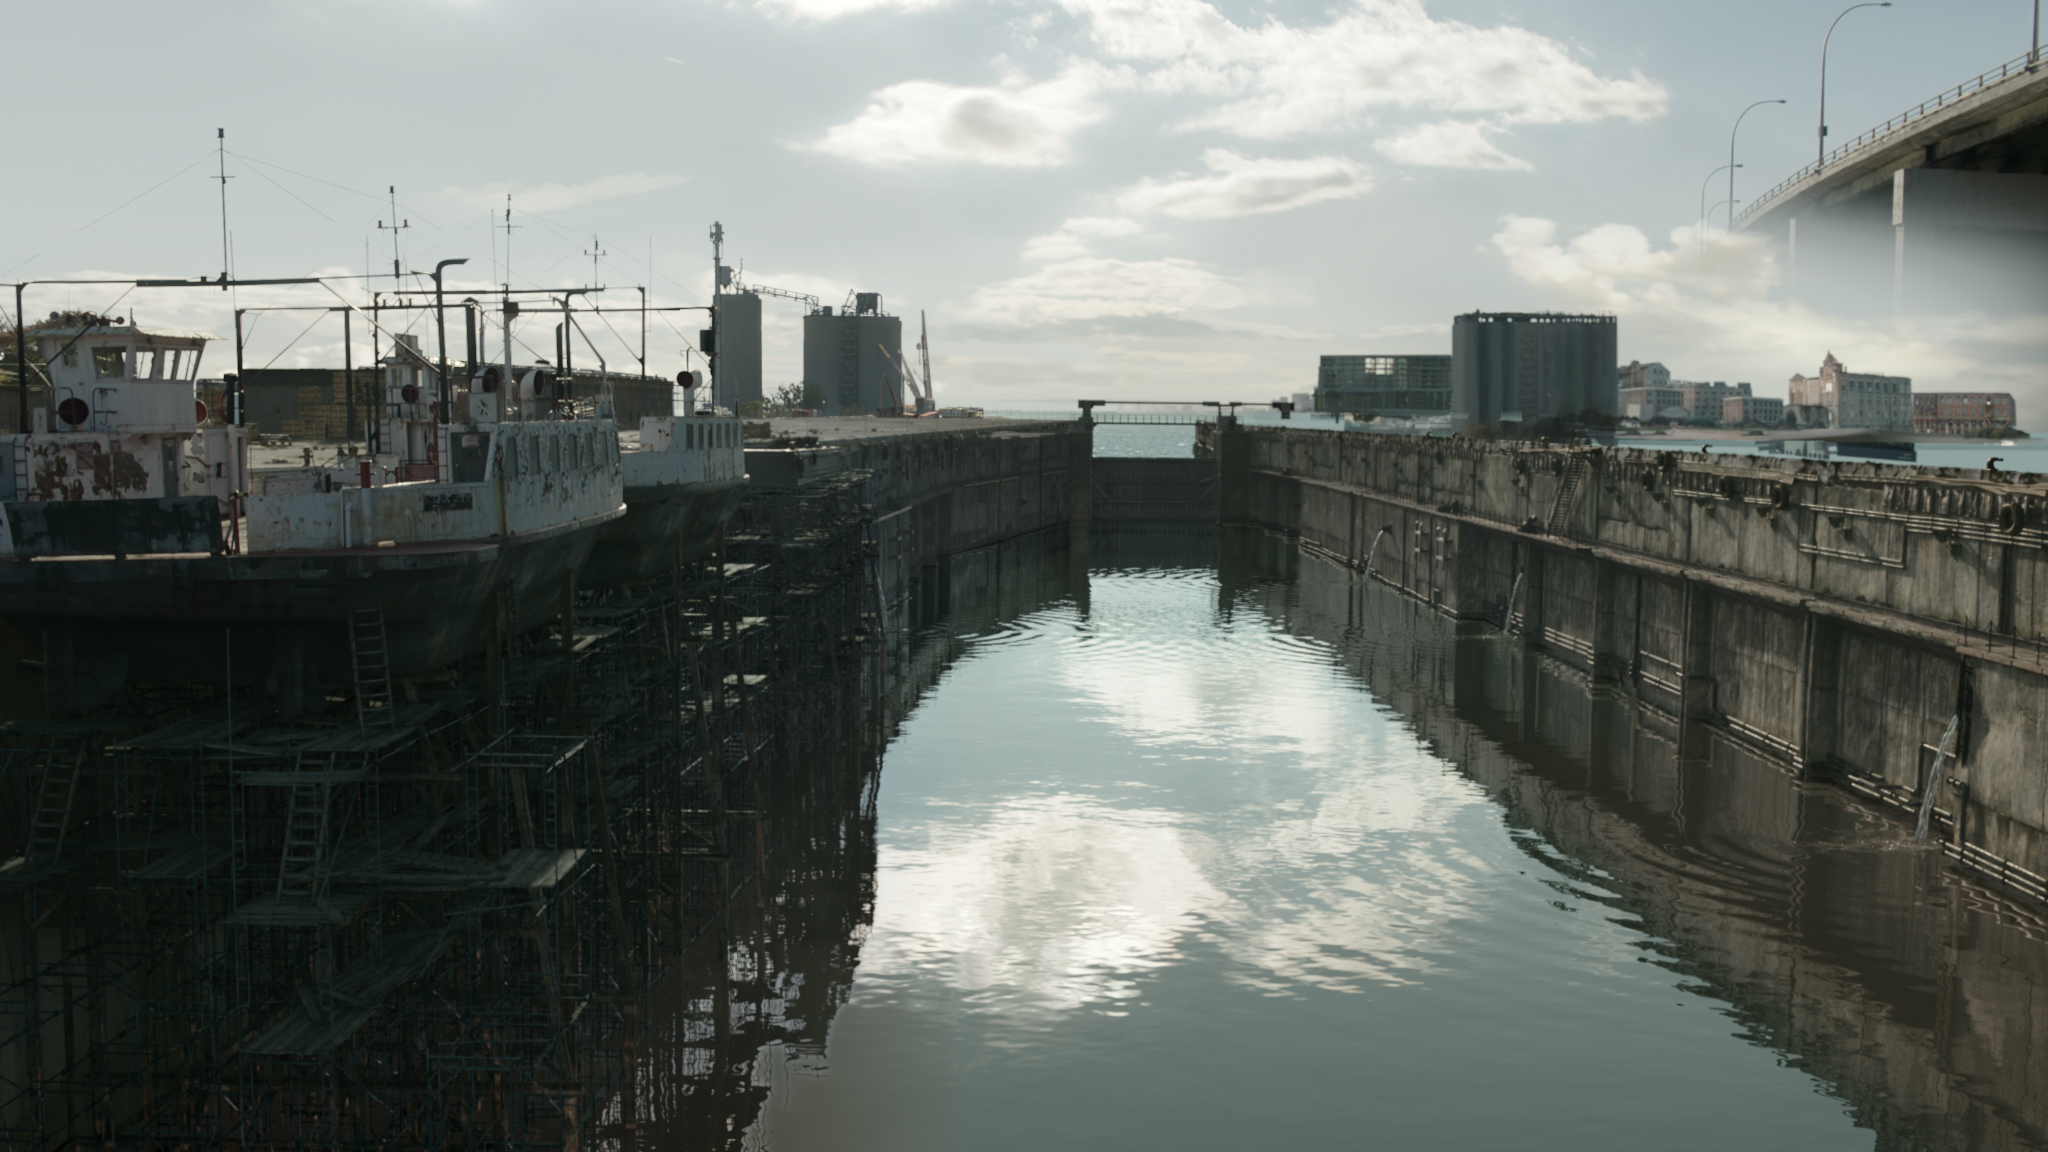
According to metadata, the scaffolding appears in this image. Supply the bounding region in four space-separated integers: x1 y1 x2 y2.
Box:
0 469 883 1151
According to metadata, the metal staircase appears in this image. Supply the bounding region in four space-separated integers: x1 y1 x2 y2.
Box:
26 744 86 860
349 607 396 727
277 759 337 902
1546 455 1590 536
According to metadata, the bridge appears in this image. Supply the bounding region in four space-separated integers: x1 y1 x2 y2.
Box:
1733 52 2048 316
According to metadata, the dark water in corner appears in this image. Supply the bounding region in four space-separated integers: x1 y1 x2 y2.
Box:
651 526 2048 1152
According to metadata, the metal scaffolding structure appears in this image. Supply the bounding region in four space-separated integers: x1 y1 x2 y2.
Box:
0 469 883 1151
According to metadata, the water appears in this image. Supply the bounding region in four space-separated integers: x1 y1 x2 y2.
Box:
666 527 2048 1152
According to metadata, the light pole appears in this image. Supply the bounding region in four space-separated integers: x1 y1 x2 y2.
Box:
1819 3 1892 170
1730 99 1786 231
2032 0 2040 68
1699 164 1741 257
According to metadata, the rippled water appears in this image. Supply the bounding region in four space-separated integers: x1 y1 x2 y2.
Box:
653 527 2048 1152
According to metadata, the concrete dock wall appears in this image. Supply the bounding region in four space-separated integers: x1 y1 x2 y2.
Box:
1217 425 2048 902
745 421 1090 614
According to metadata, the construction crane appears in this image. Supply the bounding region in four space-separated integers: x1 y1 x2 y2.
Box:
878 342 932 413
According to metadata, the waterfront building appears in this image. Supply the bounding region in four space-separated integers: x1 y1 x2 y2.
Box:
1451 312 1617 426
1618 385 1685 420
1312 354 1452 416
1722 395 1785 426
1788 353 1913 431
713 290 764 410
1913 392 2018 434
1617 360 1672 391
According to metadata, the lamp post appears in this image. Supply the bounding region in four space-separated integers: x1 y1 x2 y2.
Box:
1819 2 1892 170
1730 99 1786 231
1699 164 1741 257
418 258 468 425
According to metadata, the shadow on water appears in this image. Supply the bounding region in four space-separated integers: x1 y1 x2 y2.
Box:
625 521 2048 1151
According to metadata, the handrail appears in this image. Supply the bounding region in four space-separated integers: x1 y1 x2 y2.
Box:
1734 50 2042 229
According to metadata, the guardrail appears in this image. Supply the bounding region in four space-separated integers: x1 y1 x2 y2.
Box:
1734 51 2042 229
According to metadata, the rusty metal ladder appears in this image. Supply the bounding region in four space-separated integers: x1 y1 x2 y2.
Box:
27 743 86 861
277 756 337 902
349 607 396 728
1547 455 1590 536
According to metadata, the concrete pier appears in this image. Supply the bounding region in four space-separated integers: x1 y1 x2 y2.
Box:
1211 425 2048 903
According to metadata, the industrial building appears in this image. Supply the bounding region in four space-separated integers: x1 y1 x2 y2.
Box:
712 289 763 410
1451 312 1617 426
1312 355 1452 416
1914 392 2018 434
1789 353 1913 431
804 293 905 416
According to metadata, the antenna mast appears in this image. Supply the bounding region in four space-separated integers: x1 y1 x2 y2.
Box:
214 129 234 290
378 187 411 287
585 234 606 288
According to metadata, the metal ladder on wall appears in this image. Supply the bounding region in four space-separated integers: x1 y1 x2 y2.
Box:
26 743 87 860
277 756 338 902
1546 455 1590 536
839 319 861 412
349 607 396 728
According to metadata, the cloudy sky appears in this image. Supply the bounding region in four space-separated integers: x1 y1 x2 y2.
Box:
5 0 2042 410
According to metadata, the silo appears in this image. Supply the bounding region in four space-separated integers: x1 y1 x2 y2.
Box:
801 294 904 416
712 290 763 410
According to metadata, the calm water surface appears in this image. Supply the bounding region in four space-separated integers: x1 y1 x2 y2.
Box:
650 528 2048 1151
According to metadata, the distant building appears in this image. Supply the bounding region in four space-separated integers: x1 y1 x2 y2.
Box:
1913 392 2017 434
712 290 763 410
1313 355 1452 416
803 294 904 416
1676 381 1750 421
1617 385 1684 421
1617 360 1672 392
1722 395 1785 426
1789 353 1912 431
1451 312 1617 426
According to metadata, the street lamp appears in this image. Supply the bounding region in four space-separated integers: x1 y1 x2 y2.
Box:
1819 2 1892 170
1699 164 1741 257
1730 99 1786 231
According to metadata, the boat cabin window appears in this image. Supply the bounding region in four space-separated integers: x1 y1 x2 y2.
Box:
93 347 127 380
164 350 181 380
136 349 161 380
61 349 77 368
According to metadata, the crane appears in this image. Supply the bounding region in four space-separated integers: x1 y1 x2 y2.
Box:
876 313 936 413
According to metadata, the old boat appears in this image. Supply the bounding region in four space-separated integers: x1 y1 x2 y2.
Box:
580 372 746 585
0 317 624 713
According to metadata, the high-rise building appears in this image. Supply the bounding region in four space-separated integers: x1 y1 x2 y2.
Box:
1788 353 1912 431
803 293 904 416
1312 355 1451 415
1451 312 1618 426
712 290 763 411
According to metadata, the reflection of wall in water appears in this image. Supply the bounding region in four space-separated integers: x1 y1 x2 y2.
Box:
1221 528 2048 1152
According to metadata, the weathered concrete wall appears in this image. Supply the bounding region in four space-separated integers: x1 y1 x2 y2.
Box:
1235 532 2048 1150
1218 425 2048 903
746 422 1089 614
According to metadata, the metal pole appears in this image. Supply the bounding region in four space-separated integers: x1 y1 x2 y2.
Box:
2033 0 2041 67
1730 100 1785 231
232 309 245 427
1699 164 1738 258
343 307 354 453
1820 3 1892 170
637 286 647 377
14 284 27 434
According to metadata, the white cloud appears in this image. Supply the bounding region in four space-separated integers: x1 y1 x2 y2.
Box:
1375 121 1530 171
435 173 688 213
1114 148 1369 219
1058 0 1665 142
965 255 1243 326
750 0 948 19
1021 215 1144 261
807 62 1120 168
1489 215 2048 400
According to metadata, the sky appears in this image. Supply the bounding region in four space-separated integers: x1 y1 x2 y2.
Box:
4 0 2043 413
